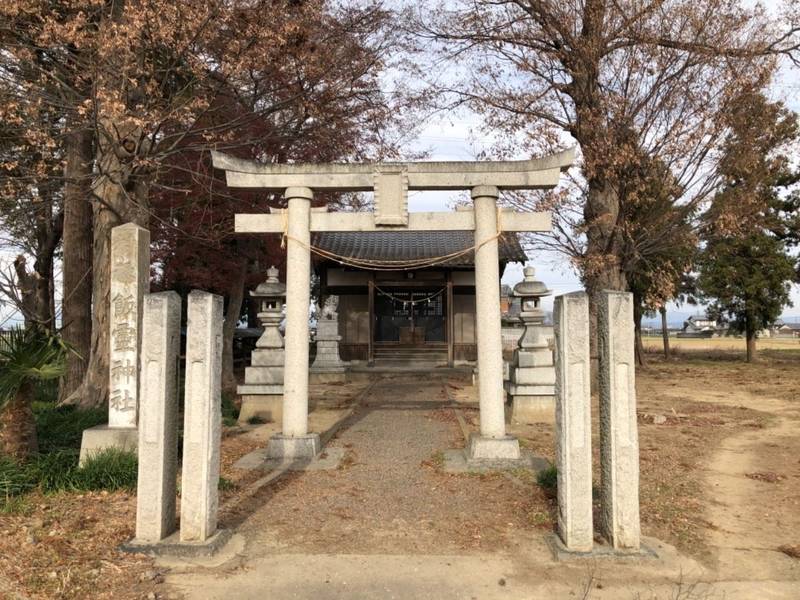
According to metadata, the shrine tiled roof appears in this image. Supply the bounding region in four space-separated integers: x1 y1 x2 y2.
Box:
311 230 527 267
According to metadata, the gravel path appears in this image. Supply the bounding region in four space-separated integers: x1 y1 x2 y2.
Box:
241 375 542 555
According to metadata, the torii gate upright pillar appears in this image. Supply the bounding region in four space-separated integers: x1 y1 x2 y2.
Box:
470 186 520 460
267 187 320 459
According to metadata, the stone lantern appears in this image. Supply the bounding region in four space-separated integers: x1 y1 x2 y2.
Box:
237 266 286 424
505 265 556 423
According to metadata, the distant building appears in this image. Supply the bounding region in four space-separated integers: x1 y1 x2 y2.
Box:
678 315 726 338
774 322 800 338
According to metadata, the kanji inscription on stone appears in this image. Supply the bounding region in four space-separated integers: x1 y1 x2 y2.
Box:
108 223 150 428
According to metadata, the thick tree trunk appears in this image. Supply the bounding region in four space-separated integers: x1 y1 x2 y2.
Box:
59 127 94 402
0 381 38 461
63 123 149 409
660 306 670 359
582 181 627 383
222 259 247 397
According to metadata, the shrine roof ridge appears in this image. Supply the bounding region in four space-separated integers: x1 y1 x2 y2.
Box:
210 149 575 192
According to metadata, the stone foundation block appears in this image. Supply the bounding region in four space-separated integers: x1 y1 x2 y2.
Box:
250 352 284 367
309 371 347 384
466 433 521 461
79 425 138 465
238 394 282 424
122 529 233 558
514 348 552 368
510 367 556 386
267 433 321 460
243 366 284 385
510 395 555 423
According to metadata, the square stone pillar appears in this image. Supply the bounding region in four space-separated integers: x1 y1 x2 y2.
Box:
135 292 180 543
554 292 593 552
79 223 149 464
598 291 640 551
180 291 223 543
268 187 320 460
468 185 520 462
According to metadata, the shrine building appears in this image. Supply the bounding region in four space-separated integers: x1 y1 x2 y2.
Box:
313 230 526 367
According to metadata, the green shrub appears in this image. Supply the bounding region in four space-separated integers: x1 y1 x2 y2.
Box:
247 415 266 425
536 464 558 491
75 448 138 492
33 404 107 453
221 393 239 427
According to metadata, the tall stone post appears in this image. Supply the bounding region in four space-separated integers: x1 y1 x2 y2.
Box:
598 291 641 550
554 292 593 552
79 223 149 463
468 185 520 461
135 292 180 543
267 187 320 460
180 291 223 543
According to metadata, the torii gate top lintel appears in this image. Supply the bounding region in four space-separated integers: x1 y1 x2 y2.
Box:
211 148 575 233
211 148 574 193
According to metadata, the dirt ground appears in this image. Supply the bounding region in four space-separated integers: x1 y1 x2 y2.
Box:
1 349 799 599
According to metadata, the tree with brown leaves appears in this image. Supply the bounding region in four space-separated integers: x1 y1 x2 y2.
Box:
413 0 798 355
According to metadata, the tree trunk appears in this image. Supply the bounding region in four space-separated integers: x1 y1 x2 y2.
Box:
745 316 757 362
63 123 149 408
660 306 670 359
222 258 247 397
582 182 627 384
633 297 646 367
0 381 38 461
59 126 94 402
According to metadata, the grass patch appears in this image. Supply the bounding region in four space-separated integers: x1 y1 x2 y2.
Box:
218 476 236 492
0 455 36 500
27 450 81 492
536 464 558 491
76 448 138 491
246 415 266 425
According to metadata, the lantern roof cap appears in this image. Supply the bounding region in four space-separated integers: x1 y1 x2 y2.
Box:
512 265 551 298
250 265 286 298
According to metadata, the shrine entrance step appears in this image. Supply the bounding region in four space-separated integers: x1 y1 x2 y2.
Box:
372 345 448 368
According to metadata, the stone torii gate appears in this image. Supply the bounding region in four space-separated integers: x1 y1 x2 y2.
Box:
211 149 574 463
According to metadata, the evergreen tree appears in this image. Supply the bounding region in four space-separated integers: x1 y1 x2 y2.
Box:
698 92 799 362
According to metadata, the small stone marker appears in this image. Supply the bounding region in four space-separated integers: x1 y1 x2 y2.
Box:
135 292 180 543
598 290 641 550
180 291 223 542
553 292 593 552
310 295 346 382
109 223 150 428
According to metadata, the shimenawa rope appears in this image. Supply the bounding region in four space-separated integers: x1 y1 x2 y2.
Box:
278 207 504 271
